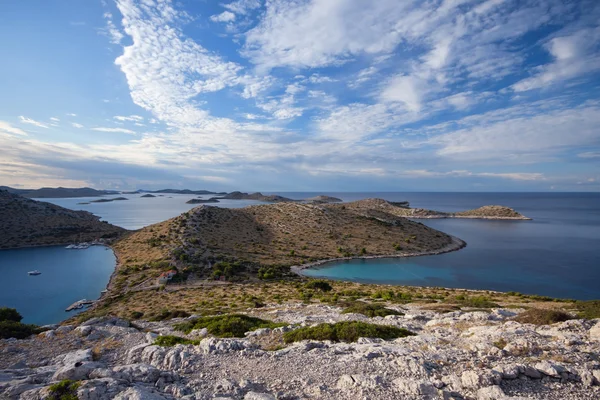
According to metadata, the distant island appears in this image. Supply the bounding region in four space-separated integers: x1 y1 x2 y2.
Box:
219 191 343 204
0 190 125 249
149 189 227 195
140 194 156 198
186 198 220 204
0 186 119 198
89 197 129 203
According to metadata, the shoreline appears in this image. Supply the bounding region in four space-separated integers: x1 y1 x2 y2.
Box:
407 215 532 220
290 235 466 275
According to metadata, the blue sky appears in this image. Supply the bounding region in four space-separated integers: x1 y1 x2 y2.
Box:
1 0 599 192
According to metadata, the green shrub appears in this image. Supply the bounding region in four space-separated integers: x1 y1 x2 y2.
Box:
149 309 190 321
0 307 22 322
283 321 415 343
174 314 283 338
130 311 144 320
0 320 42 339
341 302 403 318
154 335 199 347
305 280 333 292
450 295 499 308
575 300 600 319
513 308 573 325
48 379 80 400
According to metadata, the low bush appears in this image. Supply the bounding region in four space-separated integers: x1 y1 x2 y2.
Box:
513 308 573 325
341 302 403 318
304 280 333 292
283 321 415 343
450 295 499 308
575 300 600 319
0 308 43 339
174 314 284 338
149 309 190 321
48 379 80 400
0 307 22 322
154 335 199 347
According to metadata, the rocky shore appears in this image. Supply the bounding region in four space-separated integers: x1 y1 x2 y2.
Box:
1 302 599 399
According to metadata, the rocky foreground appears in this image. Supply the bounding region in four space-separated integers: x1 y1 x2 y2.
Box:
1 303 599 400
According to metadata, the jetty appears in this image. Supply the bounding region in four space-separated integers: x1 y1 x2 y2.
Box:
65 299 94 312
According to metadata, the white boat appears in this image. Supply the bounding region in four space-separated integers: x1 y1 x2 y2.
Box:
28 270 41 276
65 244 77 249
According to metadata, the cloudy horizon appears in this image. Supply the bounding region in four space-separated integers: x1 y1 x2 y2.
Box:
1 0 599 192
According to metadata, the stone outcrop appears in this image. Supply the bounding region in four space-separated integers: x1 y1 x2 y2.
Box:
1 305 599 399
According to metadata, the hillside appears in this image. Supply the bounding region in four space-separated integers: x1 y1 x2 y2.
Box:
0 186 119 198
108 199 461 296
0 191 125 249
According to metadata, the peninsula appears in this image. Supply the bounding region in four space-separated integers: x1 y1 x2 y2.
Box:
0 190 125 249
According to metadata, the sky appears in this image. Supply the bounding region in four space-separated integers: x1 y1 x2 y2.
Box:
0 0 599 192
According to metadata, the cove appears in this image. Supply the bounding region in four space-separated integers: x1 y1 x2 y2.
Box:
0 246 116 325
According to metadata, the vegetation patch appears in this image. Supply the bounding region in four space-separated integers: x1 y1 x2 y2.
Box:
304 279 333 292
341 301 404 318
574 300 600 319
0 307 43 339
48 379 81 400
154 335 200 347
148 309 190 321
513 308 573 325
449 295 499 308
283 321 415 343
174 314 284 338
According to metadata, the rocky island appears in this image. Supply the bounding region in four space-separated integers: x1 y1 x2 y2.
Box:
140 194 157 198
186 198 220 204
89 197 129 203
0 191 125 249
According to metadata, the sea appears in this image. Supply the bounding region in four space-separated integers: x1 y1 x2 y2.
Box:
1 192 599 324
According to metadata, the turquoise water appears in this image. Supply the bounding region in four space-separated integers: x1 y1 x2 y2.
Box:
0 246 116 325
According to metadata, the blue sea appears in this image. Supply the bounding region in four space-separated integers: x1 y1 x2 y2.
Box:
1 192 598 325
0 246 116 325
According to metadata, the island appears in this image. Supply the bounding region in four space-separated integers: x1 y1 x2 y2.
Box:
89 197 129 203
185 198 220 204
0 186 119 198
140 194 156 198
304 195 343 203
220 191 295 202
0 190 125 249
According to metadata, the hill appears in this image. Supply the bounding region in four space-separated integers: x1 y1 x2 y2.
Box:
108 199 462 295
0 186 119 198
0 191 125 249
220 191 295 202
150 189 226 195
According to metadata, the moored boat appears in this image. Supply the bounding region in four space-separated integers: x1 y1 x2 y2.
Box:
28 270 41 275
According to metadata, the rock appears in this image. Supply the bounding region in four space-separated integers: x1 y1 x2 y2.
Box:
125 343 151 364
534 361 564 378
523 365 542 379
245 328 271 337
393 378 438 397
39 330 55 339
214 378 237 392
579 370 596 387
145 332 159 343
81 317 105 326
589 322 600 341
77 378 123 400
244 392 276 400
60 348 93 365
190 328 208 338
113 363 161 383
492 364 521 380
199 338 250 354
593 370 600 383
476 385 506 400
461 370 501 389
55 325 75 334
75 326 93 336
113 386 167 400
337 374 381 389
53 361 99 381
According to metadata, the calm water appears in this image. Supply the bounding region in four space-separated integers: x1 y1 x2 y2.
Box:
40 194 267 230
300 193 600 300
2 192 598 325
0 246 116 325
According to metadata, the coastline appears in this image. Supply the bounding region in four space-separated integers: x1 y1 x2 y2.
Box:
290 235 466 275
407 215 532 220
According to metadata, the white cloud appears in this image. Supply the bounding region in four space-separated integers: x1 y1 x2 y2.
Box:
578 151 600 159
210 11 236 23
18 116 49 129
50 117 60 122
222 0 261 15
380 75 430 112
402 170 544 181
0 121 28 136
72 123 85 129
66 113 77 117
92 127 136 135
114 115 144 122
513 27 600 92
102 12 124 44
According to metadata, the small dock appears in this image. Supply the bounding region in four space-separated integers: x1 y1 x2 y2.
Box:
65 299 94 312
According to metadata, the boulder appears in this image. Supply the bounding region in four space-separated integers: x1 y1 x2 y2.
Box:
393 378 438 397
113 364 161 383
476 385 506 400
113 386 167 400
534 361 564 378
75 326 93 336
244 392 276 400
461 370 501 389
589 322 600 341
